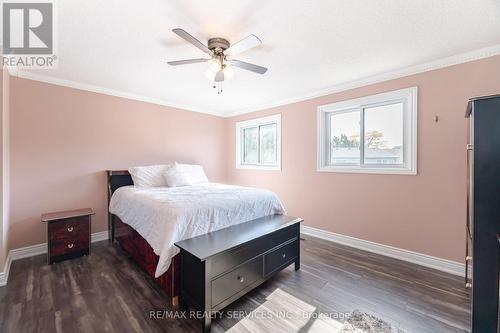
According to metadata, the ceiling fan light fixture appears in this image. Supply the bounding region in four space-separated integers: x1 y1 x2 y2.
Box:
223 65 234 80
204 68 216 81
208 58 222 73
168 28 268 92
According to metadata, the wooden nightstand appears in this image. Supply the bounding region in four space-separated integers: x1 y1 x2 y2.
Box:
42 208 94 264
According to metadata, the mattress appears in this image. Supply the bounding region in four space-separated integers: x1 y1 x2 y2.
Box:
109 183 285 277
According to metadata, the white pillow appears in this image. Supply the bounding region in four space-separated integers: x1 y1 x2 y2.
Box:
163 163 193 187
176 163 209 183
128 164 170 187
163 163 209 187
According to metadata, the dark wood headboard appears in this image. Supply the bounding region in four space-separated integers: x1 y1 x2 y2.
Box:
107 170 133 196
106 170 133 242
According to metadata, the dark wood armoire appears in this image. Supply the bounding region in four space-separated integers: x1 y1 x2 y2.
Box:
465 94 500 332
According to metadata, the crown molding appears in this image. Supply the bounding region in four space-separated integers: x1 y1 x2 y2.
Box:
6 44 500 118
225 44 500 117
10 70 222 117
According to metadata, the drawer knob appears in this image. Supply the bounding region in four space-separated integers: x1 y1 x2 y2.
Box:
67 243 74 249
237 276 244 283
282 253 286 259
67 227 74 232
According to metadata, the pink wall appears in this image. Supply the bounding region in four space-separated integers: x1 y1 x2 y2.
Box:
0 69 7 268
225 55 500 263
6 55 500 263
0 69 10 269
9 77 226 249
0 68 3 268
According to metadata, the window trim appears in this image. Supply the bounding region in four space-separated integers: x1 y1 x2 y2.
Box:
236 114 282 170
317 87 417 175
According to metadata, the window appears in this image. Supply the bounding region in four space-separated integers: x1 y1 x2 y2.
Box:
317 87 417 174
236 114 281 170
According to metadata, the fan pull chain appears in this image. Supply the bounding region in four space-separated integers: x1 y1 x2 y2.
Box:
212 82 223 94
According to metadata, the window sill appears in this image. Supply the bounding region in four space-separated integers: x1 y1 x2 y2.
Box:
317 166 416 175
236 164 281 171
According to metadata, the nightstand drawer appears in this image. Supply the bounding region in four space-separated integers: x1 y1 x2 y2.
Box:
48 217 89 241
50 237 89 257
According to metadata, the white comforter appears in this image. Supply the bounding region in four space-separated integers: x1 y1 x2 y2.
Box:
109 183 285 277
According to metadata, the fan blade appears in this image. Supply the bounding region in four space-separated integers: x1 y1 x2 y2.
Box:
215 70 224 82
229 59 268 74
167 58 208 66
224 34 262 56
172 28 212 56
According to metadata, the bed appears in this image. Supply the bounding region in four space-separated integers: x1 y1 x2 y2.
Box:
106 170 286 306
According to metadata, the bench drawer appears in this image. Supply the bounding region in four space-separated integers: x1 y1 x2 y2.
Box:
210 224 298 278
211 257 263 307
263 239 298 277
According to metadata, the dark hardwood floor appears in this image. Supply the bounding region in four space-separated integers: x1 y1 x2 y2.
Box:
0 236 471 333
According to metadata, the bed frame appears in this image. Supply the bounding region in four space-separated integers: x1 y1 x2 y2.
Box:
106 170 180 306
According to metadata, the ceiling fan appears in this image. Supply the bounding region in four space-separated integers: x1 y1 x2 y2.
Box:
167 28 267 92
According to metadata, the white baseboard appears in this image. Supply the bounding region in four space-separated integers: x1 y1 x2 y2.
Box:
301 225 464 277
91 230 109 243
0 230 109 286
1 227 464 286
0 255 12 287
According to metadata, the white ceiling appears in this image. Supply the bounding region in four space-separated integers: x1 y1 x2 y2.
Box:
19 0 500 116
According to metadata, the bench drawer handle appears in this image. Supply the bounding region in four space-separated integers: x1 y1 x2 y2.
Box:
237 276 244 283
67 227 74 232
67 243 74 249
282 253 286 259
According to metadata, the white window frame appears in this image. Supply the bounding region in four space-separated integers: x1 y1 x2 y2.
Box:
317 87 417 175
236 114 281 170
